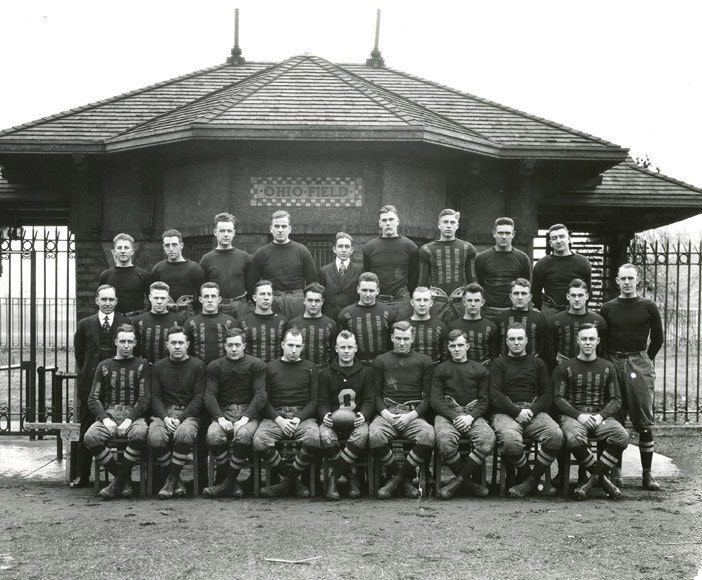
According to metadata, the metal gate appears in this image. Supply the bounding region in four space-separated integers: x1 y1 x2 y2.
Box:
0 227 76 434
629 234 701 423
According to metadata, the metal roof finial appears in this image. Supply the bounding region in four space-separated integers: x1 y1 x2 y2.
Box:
227 9 246 66
366 9 385 68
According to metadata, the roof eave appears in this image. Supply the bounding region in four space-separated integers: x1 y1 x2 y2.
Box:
500 146 629 161
0 141 105 154
103 124 504 156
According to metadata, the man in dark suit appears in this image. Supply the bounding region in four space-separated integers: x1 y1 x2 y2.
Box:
70 284 128 488
319 232 363 321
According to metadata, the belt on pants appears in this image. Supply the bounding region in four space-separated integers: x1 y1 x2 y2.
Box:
220 294 247 304
120 309 145 318
609 350 646 359
377 294 407 303
276 406 302 413
541 295 567 310
168 295 195 312
384 397 421 413
577 406 601 414
108 404 134 413
445 395 477 414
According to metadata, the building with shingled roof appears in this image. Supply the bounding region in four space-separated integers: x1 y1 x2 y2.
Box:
1 47 701 318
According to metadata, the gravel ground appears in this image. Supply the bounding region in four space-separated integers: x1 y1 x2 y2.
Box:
0 433 700 580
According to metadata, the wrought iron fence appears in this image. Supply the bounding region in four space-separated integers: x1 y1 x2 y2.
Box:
629 235 701 422
0 227 76 434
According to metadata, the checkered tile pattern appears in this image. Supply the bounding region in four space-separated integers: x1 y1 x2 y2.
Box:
250 176 363 207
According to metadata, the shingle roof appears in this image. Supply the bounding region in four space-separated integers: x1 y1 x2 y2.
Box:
0 54 627 160
538 160 702 230
565 160 702 205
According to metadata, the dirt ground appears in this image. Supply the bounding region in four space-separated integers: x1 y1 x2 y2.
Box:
1 433 700 580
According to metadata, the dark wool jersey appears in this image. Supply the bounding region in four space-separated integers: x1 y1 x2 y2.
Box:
418 239 477 295
548 310 608 359
362 235 419 298
238 311 288 363
204 354 267 420
88 356 151 421
247 241 318 294
318 359 375 422
475 248 531 308
183 312 237 364
448 318 499 362
553 356 621 419
264 358 318 421
98 266 151 314
338 302 393 361
494 308 548 358
600 296 663 359
199 248 251 299
150 259 205 301
532 253 592 310
489 354 551 417
410 317 448 363
373 350 434 417
288 315 338 366
132 310 185 363
151 356 206 420
430 358 490 421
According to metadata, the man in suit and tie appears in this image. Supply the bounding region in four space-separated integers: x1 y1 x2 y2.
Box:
70 284 128 488
319 232 362 321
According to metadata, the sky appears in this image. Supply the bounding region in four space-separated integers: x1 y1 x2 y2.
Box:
1 0 701 231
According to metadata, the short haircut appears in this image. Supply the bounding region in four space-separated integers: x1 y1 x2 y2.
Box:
167 326 186 338
161 229 183 242
225 328 246 341
568 278 589 292
304 282 326 299
283 327 303 342
379 204 398 217
510 278 531 290
112 232 134 246
577 322 598 335
96 284 115 297
254 279 273 293
493 217 514 230
335 231 354 245
271 210 290 222
618 263 637 274
506 322 526 334
462 282 484 296
447 329 468 343
412 286 432 298
392 320 413 334
358 272 380 285
548 223 569 236
336 330 356 343
115 323 136 336
439 208 460 220
200 281 220 294
150 281 170 294
214 212 236 228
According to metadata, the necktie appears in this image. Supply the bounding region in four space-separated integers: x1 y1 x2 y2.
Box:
339 262 346 276
103 316 110 333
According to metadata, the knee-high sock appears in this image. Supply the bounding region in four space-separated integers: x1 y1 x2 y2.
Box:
639 429 654 471
400 444 433 479
459 450 487 480
332 443 363 478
